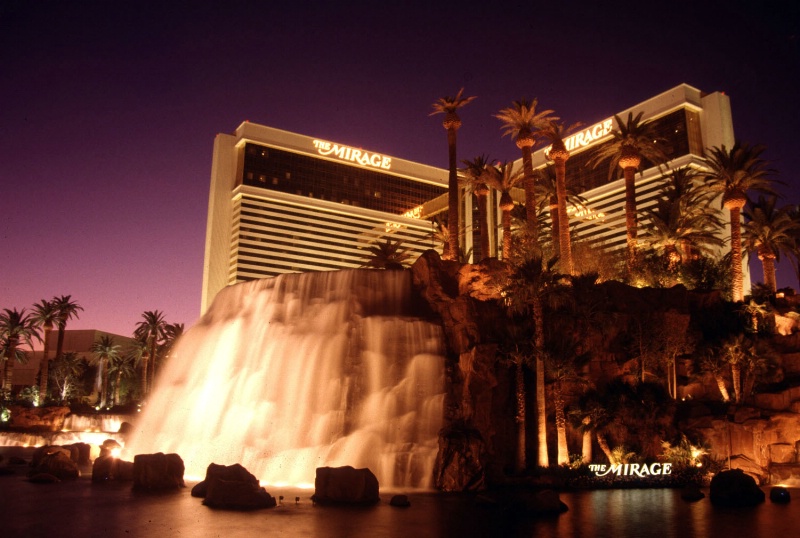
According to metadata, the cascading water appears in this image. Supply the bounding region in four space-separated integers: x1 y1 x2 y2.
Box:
125 269 446 489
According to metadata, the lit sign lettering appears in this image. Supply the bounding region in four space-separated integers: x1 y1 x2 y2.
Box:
313 139 392 170
385 206 423 233
544 118 614 156
589 463 673 478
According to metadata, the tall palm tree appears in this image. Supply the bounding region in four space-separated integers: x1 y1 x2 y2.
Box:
500 324 535 472
743 196 798 293
504 256 570 468
134 310 167 398
0 308 40 392
460 155 493 261
431 88 477 261
495 99 558 247
90 335 121 408
588 112 668 274
702 142 776 301
108 353 136 406
31 299 60 403
484 161 525 259
541 121 580 274
53 295 83 360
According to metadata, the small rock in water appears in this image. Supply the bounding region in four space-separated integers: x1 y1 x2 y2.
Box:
770 486 791 504
389 494 411 507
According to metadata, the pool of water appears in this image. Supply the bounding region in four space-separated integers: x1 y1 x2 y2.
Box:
1 473 797 538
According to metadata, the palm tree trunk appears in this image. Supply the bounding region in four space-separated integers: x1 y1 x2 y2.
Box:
549 197 559 257
554 380 569 465
729 205 745 302
533 296 549 468
731 363 742 403
102 358 110 408
446 127 459 261
581 422 593 464
114 370 122 406
38 326 52 403
554 156 573 274
715 374 731 402
502 209 512 260
597 432 615 464
521 145 539 246
56 323 66 360
514 356 526 473
623 167 638 274
760 253 777 293
477 192 490 261
140 353 149 398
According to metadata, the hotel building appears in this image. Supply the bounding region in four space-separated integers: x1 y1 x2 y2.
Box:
202 83 745 312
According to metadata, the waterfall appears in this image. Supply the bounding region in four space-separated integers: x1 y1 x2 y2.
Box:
124 270 445 489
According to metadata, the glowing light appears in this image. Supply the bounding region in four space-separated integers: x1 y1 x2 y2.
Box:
312 139 392 170
111 447 122 458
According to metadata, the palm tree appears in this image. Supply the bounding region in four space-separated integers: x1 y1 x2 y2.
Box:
30 299 60 403
495 99 558 247
362 237 413 269
460 155 493 261
505 255 570 468
743 196 798 292
53 295 83 360
721 334 755 404
536 164 586 266
90 335 121 408
431 88 477 261
702 142 776 301
484 161 525 259
541 121 580 274
0 308 40 392
134 310 167 398
108 353 136 406
500 324 535 472
699 349 731 402
588 112 668 274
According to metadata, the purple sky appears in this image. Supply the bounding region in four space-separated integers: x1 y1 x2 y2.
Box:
1 0 798 339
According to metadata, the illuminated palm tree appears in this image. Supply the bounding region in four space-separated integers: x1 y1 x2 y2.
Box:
536 163 586 267
702 142 776 301
53 295 83 360
460 155 493 261
505 255 570 468
134 310 167 397
743 196 798 292
108 352 136 406
484 161 525 259
0 308 39 392
31 299 60 403
495 99 558 247
500 324 535 472
588 112 668 273
431 88 477 261
541 121 579 274
90 335 121 408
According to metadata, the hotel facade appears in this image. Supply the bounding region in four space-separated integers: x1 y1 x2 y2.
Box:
202 83 745 312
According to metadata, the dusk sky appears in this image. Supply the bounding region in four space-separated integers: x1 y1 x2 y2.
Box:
1 0 798 339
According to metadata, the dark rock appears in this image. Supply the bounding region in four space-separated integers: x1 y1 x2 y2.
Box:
433 425 485 492
389 494 411 507
100 439 122 458
7 405 70 430
118 421 133 435
203 476 277 510
311 466 380 505
681 485 705 502
710 469 765 507
8 456 27 465
30 445 71 467
29 451 79 481
770 486 791 503
480 488 568 517
132 452 185 490
192 463 260 498
64 442 92 465
92 455 134 482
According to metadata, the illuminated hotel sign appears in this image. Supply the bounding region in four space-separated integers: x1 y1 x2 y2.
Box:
589 463 673 478
313 139 393 170
545 118 614 155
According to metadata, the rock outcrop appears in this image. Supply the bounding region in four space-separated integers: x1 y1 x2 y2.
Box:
311 466 379 505
710 469 765 507
132 452 184 490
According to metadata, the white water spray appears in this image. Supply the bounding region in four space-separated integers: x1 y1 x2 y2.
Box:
125 270 445 489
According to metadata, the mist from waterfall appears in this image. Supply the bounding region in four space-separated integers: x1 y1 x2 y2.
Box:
124 270 446 489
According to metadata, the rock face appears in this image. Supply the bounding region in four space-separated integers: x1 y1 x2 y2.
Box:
7 406 70 431
433 425 485 492
132 453 184 490
710 469 765 507
190 463 276 510
311 466 380 505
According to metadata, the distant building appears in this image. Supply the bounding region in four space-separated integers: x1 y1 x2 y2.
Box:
12 330 136 388
203 83 745 312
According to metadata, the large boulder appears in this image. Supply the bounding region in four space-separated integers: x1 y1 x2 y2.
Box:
132 453 184 490
7 406 70 431
191 463 277 512
28 450 79 481
709 469 765 507
92 455 134 482
30 445 72 467
311 466 380 505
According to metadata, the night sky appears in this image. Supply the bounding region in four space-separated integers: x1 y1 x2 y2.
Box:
1 0 798 339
